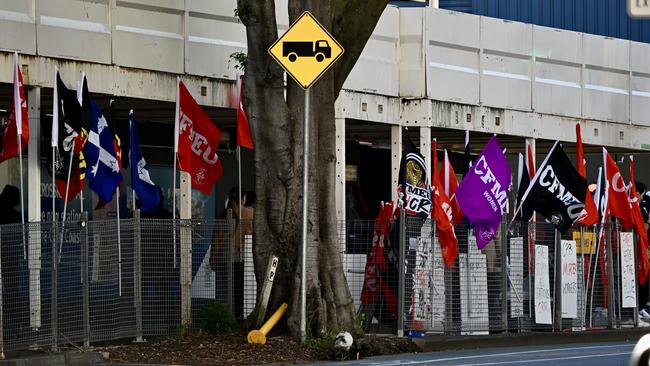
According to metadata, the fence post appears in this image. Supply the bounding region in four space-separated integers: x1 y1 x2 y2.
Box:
397 210 406 337
226 209 234 312
553 229 562 332
501 218 508 333
0 226 4 359
81 212 90 347
51 220 58 351
134 210 143 342
606 223 615 328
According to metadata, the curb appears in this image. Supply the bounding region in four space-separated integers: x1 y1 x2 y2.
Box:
412 328 650 352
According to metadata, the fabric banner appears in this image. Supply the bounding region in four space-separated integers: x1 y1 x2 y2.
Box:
456 136 511 249
603 148 633 229
177 80 224 195
560 240 577 318
534 244 552 325
0 52 29 163
398 133 432 218
519 142 587 234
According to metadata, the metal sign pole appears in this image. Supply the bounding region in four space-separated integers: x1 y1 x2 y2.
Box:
300 88 309 344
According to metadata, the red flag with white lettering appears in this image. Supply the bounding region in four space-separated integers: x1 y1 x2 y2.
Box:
0 52 29 163
603 148 633 229
176 80 223 195
432 141 458 267
629 156 649 285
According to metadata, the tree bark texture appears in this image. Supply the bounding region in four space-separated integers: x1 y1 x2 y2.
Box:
237 0 388 339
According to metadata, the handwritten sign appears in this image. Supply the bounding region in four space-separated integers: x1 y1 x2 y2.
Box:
534 244 552 325
572 231 596 254
509 237 524 318
412 222 433 330
620 232 637 308
432 230 446 332
460 235 489 334
561 240 577 318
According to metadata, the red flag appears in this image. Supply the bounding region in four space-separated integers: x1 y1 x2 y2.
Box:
0 52 29 163
603 148 633 229
431 140 458 267
576 124 598 225
176 80 223 195
443 150 463 224
629 156 649 285
236 77 254 149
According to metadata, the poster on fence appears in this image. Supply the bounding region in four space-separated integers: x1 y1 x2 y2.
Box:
561 240 577 318
432 232 446 332
620 232 637 308
509 237 524 318
243 235 257 315
534 244 552 325
192 247 215 298
460 235 489 334
412 221 433 330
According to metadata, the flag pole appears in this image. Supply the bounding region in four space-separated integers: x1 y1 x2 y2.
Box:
172 77 180 268
14 52 26 260
77 74 85 215
58 142 75 263
116 187 122 296
237 73 243 259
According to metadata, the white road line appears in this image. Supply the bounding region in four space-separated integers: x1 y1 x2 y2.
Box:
457 352 628 365
361 344 632 366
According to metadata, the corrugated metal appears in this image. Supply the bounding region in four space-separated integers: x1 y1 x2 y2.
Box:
439 0 650 43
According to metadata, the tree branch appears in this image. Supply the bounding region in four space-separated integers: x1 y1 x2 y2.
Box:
332 0 390 96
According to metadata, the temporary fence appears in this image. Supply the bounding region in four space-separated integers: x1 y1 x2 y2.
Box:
0 213 644 352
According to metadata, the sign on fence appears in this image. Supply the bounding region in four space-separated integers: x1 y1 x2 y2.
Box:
620 232 637 308
432 232 446 332
509 237 524 318
412 222 433 330
561 240 577 318
460 235 489 334
534 244 552 325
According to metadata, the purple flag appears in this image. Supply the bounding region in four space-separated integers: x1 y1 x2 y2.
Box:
456 136 511 249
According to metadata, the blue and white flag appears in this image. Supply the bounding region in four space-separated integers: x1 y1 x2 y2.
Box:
85 98 122 202
129 110 159 213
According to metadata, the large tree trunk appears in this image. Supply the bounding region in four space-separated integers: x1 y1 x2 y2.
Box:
238 0 388 339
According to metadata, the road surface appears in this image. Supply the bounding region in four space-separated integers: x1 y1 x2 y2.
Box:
318 341 635 366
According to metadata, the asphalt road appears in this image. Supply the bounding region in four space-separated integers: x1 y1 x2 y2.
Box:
317 341 636 366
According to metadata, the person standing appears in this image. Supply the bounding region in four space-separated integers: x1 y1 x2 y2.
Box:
0 185 24 341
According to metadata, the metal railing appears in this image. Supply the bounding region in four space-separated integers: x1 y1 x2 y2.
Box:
0 213 643 353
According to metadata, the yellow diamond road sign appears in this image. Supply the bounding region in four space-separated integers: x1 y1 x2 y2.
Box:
269 11 344 90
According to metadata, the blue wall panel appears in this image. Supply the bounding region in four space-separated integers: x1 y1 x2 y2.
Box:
439 0 650 43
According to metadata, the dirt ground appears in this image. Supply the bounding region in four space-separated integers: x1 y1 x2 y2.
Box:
99 332 419 365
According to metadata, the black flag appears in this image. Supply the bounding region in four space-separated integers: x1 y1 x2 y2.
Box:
50 72 85 202
518 141 588 233
516 153 533 221
398 131 431 218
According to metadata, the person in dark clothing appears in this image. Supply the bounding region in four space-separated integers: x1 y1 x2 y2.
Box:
0 185 25 341
140 186 172 219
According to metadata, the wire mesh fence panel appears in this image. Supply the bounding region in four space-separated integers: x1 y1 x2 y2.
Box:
140 219 181 336
345 218 400 335
88 219 136 343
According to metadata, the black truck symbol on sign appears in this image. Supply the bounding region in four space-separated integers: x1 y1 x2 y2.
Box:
282 40 331 62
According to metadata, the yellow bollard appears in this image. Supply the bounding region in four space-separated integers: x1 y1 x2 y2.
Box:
247 303 288 345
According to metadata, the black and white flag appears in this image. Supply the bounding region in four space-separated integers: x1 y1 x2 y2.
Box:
517 141 588 233
398 132 431 218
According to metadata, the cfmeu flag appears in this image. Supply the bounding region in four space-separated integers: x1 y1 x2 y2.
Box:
629 156 649 285
176 80 223 195
0 52 29 163
129 111 159 213
84 98 122 202
518 142 587 234
603 148 633 229
397 132 431 218
455 136 511 249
